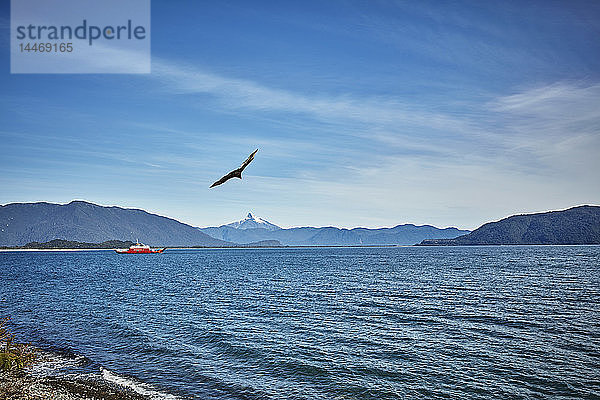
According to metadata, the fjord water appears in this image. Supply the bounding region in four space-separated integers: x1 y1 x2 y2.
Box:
1 246 599 399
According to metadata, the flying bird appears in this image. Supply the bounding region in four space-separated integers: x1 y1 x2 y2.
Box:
210 149 258 188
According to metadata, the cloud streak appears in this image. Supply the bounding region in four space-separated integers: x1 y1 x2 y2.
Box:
492 82 600 125
147 56 600 177
150 58 478 137
149 58 600 175
489 82 600 173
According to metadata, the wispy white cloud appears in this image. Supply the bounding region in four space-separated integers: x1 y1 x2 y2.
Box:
492 82 600 125
489 82 600 175
150 58 600 166
145 56 515 195
150 58 478 137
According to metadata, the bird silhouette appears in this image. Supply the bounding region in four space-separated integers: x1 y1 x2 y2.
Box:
210 149 258 188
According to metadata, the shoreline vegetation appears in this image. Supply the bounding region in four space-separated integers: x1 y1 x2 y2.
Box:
0 318 36 372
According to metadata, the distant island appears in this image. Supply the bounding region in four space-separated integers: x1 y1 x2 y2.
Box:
0 239 135 250
418 205 600 245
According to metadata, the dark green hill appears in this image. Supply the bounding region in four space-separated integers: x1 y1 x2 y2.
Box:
419 205 600 245
0 201 231 247
19 239 134 249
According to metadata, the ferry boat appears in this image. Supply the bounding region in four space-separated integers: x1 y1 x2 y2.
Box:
115 242 166 254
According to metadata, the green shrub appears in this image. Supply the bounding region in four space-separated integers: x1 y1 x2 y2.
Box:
0 318 36 371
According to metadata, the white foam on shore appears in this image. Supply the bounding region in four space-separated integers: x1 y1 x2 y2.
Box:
101 368 180 400
29 350 88 376
28 348 181 399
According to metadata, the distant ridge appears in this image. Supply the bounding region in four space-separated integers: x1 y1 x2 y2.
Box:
200 213 470 246
419 205 600 245
0 201 231 247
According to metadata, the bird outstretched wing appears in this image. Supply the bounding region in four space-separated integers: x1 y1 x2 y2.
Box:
210 170 237 188
210 149 258 188
239 149 258 171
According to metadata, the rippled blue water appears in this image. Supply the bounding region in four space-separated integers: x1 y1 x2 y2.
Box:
1 246 599 399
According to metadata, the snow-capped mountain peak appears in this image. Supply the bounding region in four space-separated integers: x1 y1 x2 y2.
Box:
224 212 281 231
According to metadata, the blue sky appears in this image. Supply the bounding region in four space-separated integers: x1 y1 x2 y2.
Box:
1 1 599 230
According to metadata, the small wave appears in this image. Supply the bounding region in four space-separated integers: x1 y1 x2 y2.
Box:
101 368 180 400
29 349 91 376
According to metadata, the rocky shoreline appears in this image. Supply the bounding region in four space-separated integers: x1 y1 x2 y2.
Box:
0 370 147 400
0 348 166 400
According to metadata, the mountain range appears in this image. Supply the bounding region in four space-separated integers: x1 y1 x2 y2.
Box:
2 201 597 248
0 201 468 247
199 213 469 246
419 205 600 245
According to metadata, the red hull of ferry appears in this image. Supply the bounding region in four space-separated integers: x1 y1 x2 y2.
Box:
115 248 166 254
